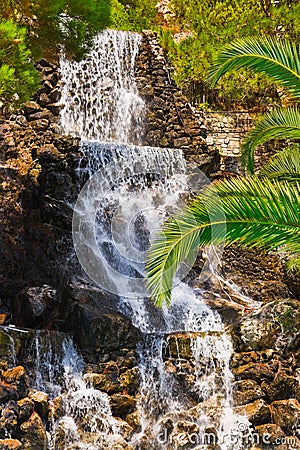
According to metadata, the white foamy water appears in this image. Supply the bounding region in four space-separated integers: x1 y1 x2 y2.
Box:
59 29 144 144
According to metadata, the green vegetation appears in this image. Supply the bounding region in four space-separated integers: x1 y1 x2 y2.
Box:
146 145 300 307
208 37 300 172
158 0 300 108
0 20 39 110
146 35 300 307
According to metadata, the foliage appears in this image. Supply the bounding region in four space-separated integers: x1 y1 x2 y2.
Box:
158 0 300 107
111 0 158 32
208 37 300 172
146 146 300 307
0 20 39 109
0 0 112 59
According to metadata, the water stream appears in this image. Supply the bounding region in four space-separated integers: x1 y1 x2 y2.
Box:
20 29 254 449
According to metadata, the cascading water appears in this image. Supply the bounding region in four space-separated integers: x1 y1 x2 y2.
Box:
56 28 255 449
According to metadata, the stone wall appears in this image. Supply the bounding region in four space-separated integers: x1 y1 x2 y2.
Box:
135 31 220 175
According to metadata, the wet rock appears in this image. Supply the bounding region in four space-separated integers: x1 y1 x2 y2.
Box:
3 366 29 398
67 302 142 364
39 93 51 107
17 397 34 423
120 367 140 395
235 399 271 426
0 439 22 449
48 396 63 422
0 381 18 403
110 393 136 419
47 103 62 116
0 401 19 438
233 379 265 406
233 299 300 352
20 411 47 450
270 399 300 434
125 410 140 431
28 390 49 421
50 89 61 103
14 285 57 328
84 370 122 395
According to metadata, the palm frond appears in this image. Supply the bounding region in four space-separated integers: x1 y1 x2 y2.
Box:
207 37 300 98
241 106 300 173
146 178 300 307
259 144 300 181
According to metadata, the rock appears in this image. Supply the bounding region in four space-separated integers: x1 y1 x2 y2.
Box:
271 399 300 433
263 372 300 402
0 439 22 449
235 299 300 352
23 102 42 115
3 366 29 398
0 401 19 438
126 410 140 431
17 397 34 423
14 285 57 328
233 379 265 406
20 411 47 450
235 399 271 426
39 93 51 107
0 381 18 403
0 331 17 361
110 393 136 419
120 367 140 395
47 103 62 116
84 370 122 394
29 119 49 131
50 88 61 103
28 390 49 421
254 424 285 446
67 302 142 364
27 110 52 121
233 362 275 382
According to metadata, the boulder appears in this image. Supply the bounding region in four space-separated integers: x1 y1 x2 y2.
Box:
110 393 136 419
0 439 22 449
20 411 47 450
0 381 18 403
23 102 42 116
29 119 49 131
28 390 49 421
271 399 300 434
233 362 275 382
65 301 142 363
233 379 265 406
17 397 34 423
234 399 271 426
254 423 285 446
0 401 19 438
3 366 29 398
14 285 57 328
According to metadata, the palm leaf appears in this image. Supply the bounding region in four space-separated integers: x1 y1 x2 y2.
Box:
241 106 300 173
207 37 300 98
146 177 300 307
259 144 300 181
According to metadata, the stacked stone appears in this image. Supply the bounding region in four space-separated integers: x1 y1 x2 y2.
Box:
135 31 220 175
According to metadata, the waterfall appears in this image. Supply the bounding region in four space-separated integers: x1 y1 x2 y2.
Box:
59 29 144 144
56 28 254 449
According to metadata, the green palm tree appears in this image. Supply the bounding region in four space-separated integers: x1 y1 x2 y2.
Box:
146 146 300 307
207 37 300 173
